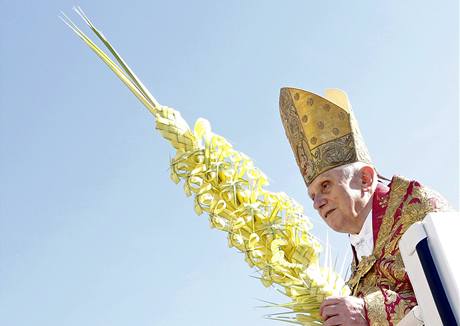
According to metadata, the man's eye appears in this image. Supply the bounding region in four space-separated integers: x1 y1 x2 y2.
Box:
322 182 330 191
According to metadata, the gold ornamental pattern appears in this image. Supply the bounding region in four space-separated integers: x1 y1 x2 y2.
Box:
279 87 372 185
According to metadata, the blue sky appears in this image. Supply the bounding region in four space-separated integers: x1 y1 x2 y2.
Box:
1 1 458 325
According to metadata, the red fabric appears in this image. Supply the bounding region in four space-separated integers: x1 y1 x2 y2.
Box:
372 182 390 243
354 177 450 325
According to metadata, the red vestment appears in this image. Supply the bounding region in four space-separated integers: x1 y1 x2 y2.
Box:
346 176 450 325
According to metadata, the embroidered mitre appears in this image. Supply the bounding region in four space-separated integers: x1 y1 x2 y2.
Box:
279 87 372 186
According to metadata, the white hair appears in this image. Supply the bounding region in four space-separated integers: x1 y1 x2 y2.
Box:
335 162 378 189
340 162 368 179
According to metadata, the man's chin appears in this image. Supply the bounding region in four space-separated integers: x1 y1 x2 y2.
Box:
327 218 348 233
325 212 345 232
331 225 347 233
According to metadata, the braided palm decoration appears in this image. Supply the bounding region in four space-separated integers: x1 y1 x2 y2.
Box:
62 8 350 325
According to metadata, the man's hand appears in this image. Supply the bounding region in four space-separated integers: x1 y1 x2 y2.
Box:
319 296 368 326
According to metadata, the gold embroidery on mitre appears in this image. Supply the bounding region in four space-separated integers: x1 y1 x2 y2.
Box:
279 87 372 185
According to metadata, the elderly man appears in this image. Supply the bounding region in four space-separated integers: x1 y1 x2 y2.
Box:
279 88 450 325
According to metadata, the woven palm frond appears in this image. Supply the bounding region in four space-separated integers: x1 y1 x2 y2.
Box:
62 8 350 325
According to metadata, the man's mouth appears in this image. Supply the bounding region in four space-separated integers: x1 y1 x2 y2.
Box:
325 208 336 219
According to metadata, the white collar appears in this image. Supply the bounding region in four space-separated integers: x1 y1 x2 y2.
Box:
349 209 373 252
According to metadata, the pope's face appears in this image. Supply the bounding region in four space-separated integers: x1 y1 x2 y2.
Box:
307 166 367 234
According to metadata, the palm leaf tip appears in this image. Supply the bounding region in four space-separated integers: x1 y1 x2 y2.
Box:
60 9 159 116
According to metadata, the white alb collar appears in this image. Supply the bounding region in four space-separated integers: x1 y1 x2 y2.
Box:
349 209 373 249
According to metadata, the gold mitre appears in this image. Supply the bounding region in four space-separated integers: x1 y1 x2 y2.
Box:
279 87 372 186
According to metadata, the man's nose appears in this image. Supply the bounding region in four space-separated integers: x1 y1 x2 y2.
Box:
313 195 327 210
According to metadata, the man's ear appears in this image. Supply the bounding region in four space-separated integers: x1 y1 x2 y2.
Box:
360 165 375 192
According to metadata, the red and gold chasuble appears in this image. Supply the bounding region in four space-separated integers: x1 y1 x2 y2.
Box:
346 176 450 326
